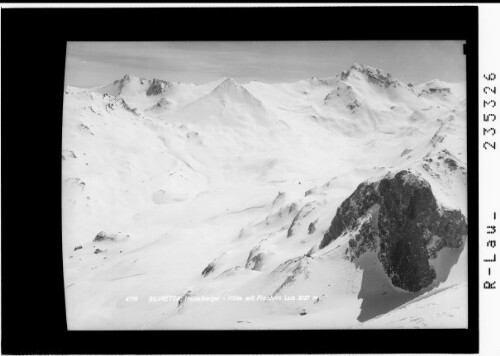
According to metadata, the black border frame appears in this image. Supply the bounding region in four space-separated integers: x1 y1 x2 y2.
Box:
1 6 479 354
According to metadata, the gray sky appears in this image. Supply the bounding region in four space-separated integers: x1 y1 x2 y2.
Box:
65 41 466 87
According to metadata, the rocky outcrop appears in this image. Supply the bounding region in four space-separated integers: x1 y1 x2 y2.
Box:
324 82 362 113
343 63 401 89
201 253 226 277
308 221 317 234
272 191 286 206
319 170 467 292
177 290 192 309
62 149 77 159
201 261 216 277
304 188 316 197
271 256 312 296
419 86 452 97
93 231 130 242
245 246 265 271
416 80 455 98
111 74 131 95
423 149 465 173
287 203 315 238
94 231 118 242
146 98 172 113
104 95 138 116
146 79 173 96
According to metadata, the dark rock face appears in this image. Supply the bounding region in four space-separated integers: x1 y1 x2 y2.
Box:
202 253 227 276
112 75 131 95
320 170 467 292
346 64 400 88
271 256 312 296
287 204 315 238
201 261 216 277
304 188 315 197
105 96 138 116
427 87 451 96
93 231 116 242
418 84 452 97
287 215 298 238
401 148 413 158
324 84 362 113
178 290 192 309
308 221 316 234
421 149 466 182
74 245 83 251
444 157 458 171
346 99 362 112
245 247 265 271
148 98 172 111
272 191 286 205
146 79 173 96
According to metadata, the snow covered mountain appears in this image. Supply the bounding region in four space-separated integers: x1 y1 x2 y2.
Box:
62 63 467 330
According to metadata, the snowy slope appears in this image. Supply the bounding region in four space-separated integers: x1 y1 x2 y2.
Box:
62 64 467 330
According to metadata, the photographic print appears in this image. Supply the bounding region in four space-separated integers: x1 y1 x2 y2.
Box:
62 41 468 330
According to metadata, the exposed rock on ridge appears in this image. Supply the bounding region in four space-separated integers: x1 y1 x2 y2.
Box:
146 78 174 96
319 170 467 292
342 63 401 88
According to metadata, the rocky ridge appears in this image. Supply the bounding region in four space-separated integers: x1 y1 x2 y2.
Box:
319 169 467 292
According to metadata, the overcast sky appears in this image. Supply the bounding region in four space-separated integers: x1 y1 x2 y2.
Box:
65 41 466 87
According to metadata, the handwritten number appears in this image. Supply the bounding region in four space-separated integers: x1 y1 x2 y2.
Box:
484 73 497 81
484 86 497 94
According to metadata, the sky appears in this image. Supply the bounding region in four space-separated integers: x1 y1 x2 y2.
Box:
65 41 466 87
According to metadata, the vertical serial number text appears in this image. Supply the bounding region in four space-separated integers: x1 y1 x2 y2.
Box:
483 73 497 150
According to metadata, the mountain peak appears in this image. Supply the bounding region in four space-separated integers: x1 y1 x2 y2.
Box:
212 77 244 94
112 74 145 87
349 63 364 72
308 76 337 87
203 76 266 112
219 77 239 87
146 78 174 96
416 80 453 97
342 63 399 88
120 74 141 82
347 63 391 78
